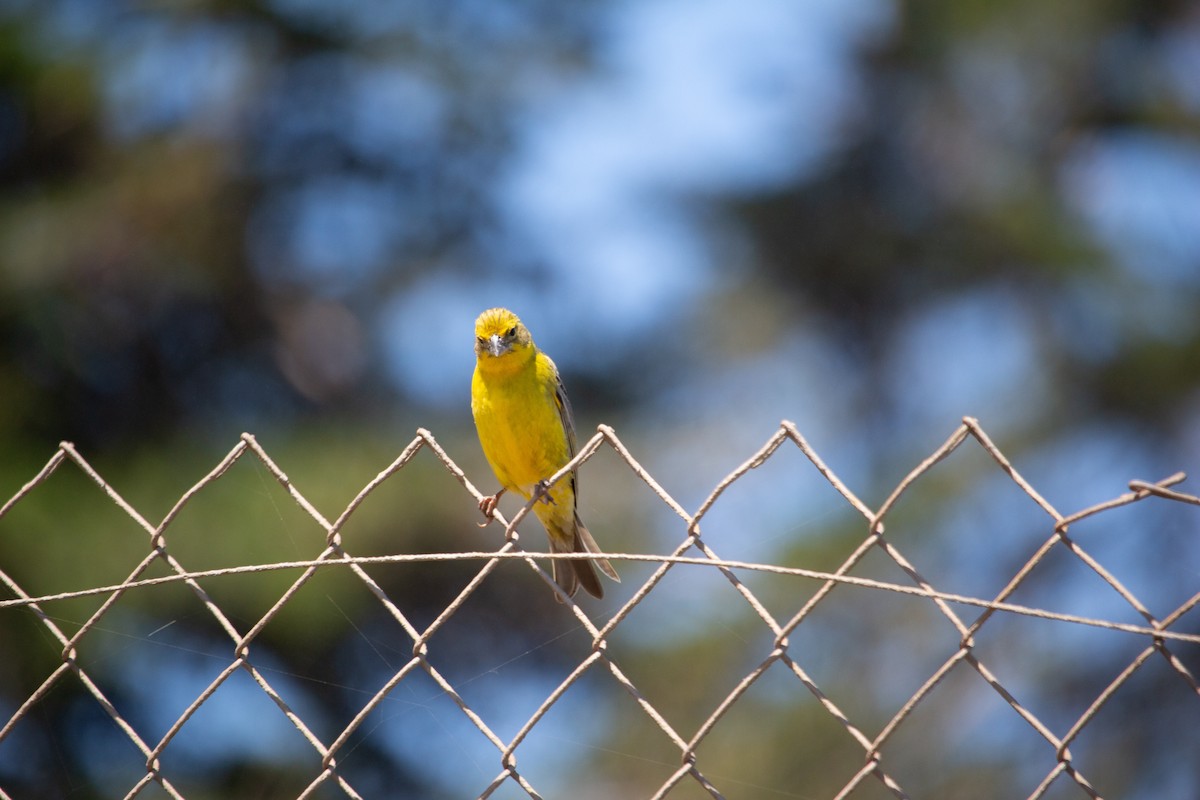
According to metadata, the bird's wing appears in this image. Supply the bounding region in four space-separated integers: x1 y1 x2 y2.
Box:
553 370 582 500
553 368 577 459
542 352 579 497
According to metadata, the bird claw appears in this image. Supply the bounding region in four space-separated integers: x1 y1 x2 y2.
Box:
533 480 557 506
477 490 505 527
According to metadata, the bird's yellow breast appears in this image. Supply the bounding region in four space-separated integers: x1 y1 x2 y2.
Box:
471 350 571 497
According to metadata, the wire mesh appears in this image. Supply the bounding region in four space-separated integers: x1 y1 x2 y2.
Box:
2 418 1198 799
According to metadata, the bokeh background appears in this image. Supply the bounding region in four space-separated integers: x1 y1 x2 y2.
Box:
2 0 1199 798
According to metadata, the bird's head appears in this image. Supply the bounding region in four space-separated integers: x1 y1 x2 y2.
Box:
474 307 534 361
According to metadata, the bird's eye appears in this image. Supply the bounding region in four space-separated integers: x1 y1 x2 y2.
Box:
506 326 518 337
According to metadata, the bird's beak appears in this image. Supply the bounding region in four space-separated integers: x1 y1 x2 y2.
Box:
486 334 506 357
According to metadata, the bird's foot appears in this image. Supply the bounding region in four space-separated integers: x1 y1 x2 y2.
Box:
533 480 557 506
477 489 505 527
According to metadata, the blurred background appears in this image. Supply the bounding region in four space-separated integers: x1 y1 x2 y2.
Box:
1 0 1199 797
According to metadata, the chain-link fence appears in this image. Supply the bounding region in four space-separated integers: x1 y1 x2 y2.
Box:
2 418 1198 799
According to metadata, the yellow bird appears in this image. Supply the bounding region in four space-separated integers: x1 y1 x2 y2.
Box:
471 307 619 600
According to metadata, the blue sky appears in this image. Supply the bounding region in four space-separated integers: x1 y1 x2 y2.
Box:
383 0 897 403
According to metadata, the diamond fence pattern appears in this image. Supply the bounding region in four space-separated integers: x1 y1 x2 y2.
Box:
1 417 1199 799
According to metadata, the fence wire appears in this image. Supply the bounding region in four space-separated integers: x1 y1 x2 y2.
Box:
1 418 1198 799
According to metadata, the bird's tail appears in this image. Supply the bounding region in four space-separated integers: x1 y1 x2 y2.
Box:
547 513 620 602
